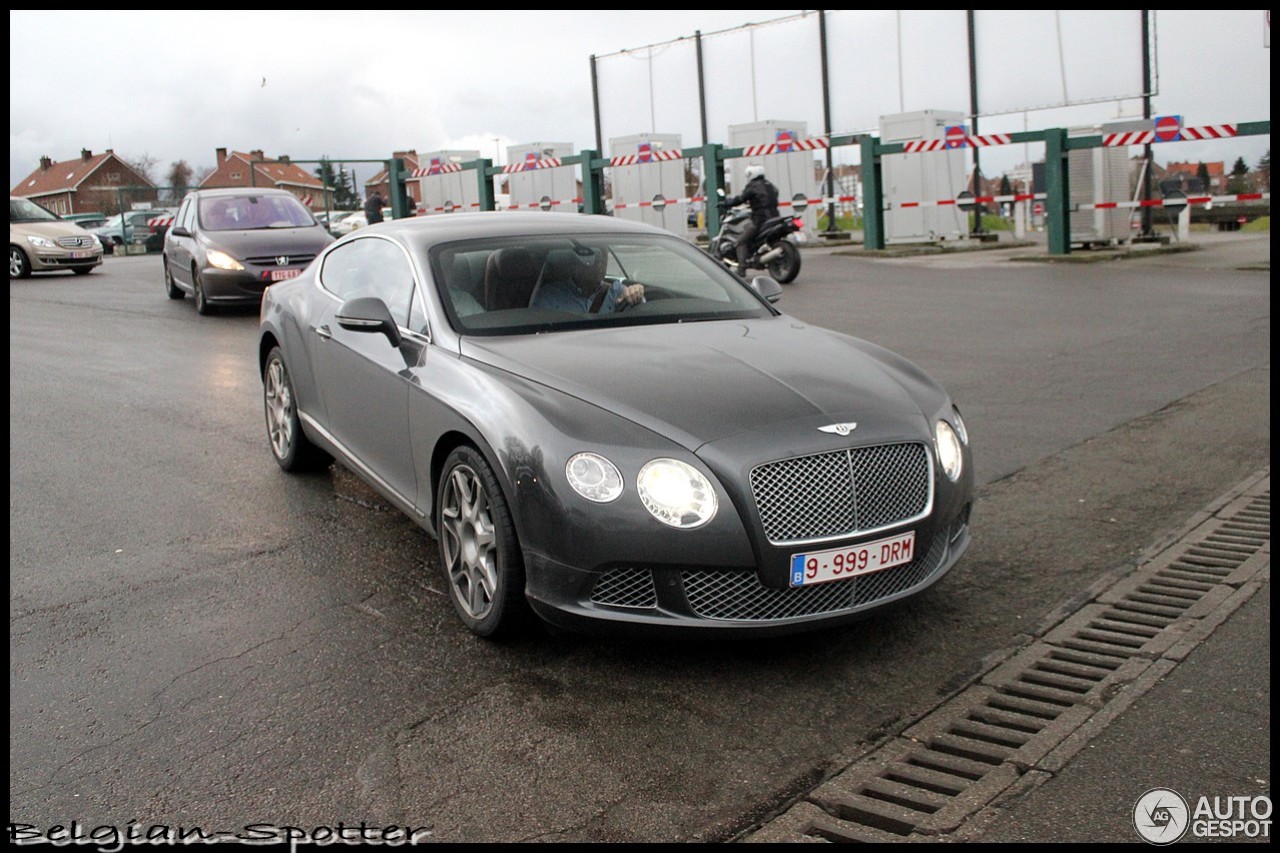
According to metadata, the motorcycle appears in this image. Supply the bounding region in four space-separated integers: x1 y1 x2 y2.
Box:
709 202 804 284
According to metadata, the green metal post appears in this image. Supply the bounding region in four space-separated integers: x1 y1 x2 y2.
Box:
388 158 407 219
579 149 605 215
1044 129 1070 256
473 159 495 211
860 136 885 250
702 143 724 237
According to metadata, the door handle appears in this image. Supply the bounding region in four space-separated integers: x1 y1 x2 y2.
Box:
315 324 332 340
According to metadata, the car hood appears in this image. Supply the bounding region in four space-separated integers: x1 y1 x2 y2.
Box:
11 221 98 241
199 227 333 256
461 317 939 451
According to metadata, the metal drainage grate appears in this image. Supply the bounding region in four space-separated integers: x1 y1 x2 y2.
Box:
740 476 1269 842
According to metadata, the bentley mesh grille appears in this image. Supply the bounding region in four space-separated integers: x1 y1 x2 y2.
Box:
590 567 658 609
750 442 931 544
681 531 949 622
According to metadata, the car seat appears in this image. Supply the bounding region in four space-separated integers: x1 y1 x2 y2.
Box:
483 247 540 311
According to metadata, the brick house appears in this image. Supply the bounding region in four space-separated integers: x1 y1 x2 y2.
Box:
364 150 422 210
10 149 157 216
201 148 327 209
1160 160 1227 194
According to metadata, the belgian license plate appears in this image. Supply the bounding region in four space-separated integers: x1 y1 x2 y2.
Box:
71 250 93 259
790 531 916 587
269 269 301 281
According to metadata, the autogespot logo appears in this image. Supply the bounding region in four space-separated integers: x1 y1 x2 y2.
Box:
1134 788 1190 845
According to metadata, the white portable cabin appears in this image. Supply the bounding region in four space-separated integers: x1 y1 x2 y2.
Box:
507 142 577 213
727 120 820 237
608 133 686 233
879 110 970 244
415 150 480 215
1068 121 1137 246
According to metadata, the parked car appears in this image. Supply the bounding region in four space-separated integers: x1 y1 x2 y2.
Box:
257 212 974 639
163 188 334 315
10 196 103 278
314 209 355 236
92 208 174 252
60 213 114 254
331 207 394 235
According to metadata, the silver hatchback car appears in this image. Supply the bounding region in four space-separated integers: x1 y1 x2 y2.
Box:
163 187 334 315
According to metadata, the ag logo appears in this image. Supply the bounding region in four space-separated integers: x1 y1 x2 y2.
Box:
1134 788 1189 845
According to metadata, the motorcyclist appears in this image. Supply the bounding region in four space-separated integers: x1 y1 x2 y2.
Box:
722 164 780 270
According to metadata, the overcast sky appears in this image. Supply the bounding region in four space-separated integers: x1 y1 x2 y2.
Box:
9 10 1271 193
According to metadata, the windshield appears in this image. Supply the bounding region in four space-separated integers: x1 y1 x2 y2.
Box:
431 233 777 336
198 194 317 232
10 198 60 223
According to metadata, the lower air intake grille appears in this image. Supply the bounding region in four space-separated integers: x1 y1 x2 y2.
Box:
590 567 658 609
681 531 949 622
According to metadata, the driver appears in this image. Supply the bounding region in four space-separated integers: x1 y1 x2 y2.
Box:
530 245 644 314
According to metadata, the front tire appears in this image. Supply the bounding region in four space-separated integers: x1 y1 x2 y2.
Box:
437 446 527 638
164 258 184 299
193 267 214 315
10 246 32 279
263 346 331 472
767 241 802 284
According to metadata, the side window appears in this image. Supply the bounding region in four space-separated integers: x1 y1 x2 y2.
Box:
320 237 415 326
178 198 195 231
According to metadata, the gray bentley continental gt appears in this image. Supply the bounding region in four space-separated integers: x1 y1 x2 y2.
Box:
258 212 973 638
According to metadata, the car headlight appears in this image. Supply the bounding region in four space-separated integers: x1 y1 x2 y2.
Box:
637 459 718 529
935 419 963 482
565 452 623 503
25 235 58 249
205 249 244 271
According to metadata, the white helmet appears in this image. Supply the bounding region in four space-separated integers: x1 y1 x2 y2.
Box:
744 164 765 182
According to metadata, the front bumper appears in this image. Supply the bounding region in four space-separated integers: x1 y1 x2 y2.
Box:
200 266 304 306
29 248 103 273
524 508 971 638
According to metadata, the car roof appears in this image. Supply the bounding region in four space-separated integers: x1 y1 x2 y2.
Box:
188 187 297 198
367 211 673 248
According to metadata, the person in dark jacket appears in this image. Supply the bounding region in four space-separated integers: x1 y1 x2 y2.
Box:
364 192 385 224
723 164 780 269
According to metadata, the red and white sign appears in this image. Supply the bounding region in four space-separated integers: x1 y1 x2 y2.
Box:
1033 201 1045 216
1154 115 1183 143
945 125 968 149
775 129 795 152
638 142 652 163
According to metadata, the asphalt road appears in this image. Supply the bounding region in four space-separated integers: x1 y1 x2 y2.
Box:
9 232 1270 843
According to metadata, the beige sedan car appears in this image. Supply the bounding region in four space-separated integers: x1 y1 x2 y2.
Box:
10 196 103 278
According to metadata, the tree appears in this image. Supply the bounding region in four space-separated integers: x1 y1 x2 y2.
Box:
1257 150 1270 192
1226 156 1251 194
126 153 159 185
164 160 194 203
1195 162 1211 193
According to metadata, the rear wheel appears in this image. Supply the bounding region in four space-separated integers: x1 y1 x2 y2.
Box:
263 346 331 472
767 241 801 284
437 446 527 638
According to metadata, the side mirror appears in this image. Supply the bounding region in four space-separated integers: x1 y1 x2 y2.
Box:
750 275 783 304
335 296 402 347
170 225 191 238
